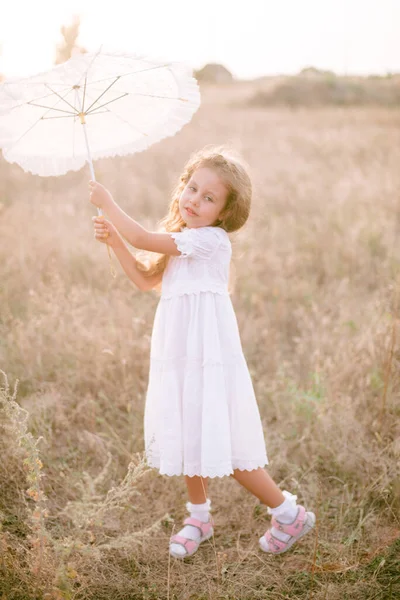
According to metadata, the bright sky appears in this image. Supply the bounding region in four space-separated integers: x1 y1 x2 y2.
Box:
0 0 399 80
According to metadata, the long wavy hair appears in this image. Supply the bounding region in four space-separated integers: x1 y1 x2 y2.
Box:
136 145 252 286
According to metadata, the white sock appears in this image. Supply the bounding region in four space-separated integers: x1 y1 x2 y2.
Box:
170 498 211 557
261 490 299 548
268 490 298 523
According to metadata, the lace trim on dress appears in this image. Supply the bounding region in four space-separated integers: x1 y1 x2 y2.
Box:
161 287 229 299
145 456 269 478
170 230 192 257
169 227 228 260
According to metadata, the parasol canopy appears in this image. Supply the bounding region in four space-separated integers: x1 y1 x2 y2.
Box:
0 46 201 177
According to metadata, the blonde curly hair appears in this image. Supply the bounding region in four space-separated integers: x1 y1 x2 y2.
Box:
136 144 252 280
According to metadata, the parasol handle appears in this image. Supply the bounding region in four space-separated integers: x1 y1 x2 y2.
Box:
81 117 116 278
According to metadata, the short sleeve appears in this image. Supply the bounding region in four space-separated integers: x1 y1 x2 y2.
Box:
170 226 224 260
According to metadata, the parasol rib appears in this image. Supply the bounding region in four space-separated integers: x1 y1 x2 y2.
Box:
45 84 79 113
41 110 109 120
4 88 80 151
86 93 129 114
27 102 77 115
84 76 121 113
82 76 88 112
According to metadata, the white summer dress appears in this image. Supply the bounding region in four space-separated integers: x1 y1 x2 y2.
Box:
143 225 269 478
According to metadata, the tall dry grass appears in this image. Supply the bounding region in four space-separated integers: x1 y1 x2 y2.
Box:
0 86 399 599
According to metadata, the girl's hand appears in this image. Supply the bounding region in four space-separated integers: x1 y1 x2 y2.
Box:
89 180 114 211
92 216 123 249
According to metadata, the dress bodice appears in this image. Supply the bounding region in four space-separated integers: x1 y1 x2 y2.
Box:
161 226 232 299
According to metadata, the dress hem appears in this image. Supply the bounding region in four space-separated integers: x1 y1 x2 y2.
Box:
145 457 269 479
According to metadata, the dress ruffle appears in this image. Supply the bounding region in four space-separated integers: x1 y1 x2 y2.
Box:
161 287 229 300
145 456 269 478
170 226 227 260
170 230 192 258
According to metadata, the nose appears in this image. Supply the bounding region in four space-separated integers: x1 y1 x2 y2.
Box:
189 198 199 209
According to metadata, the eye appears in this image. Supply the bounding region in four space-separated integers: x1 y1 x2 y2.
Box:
189 186 196 191
206 196 214 202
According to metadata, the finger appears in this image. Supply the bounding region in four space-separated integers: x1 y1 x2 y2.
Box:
94 221 106 228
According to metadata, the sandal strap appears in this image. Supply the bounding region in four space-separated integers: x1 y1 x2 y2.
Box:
170 534 197 554
271 505 306 537
183 516 213 537
263 530 288 552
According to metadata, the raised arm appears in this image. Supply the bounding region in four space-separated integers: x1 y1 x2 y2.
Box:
89 181 181 256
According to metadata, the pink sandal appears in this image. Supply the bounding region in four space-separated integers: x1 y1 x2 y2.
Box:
169 516 214 559
259 504 316 554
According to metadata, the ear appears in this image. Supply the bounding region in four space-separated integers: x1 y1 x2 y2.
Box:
215 205 229 227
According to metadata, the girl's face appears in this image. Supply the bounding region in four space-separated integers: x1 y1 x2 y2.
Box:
179 167 229 228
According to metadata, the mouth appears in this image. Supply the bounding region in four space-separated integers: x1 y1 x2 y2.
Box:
185 207 198 216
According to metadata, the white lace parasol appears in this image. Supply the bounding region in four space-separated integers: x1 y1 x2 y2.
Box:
0 46 201 177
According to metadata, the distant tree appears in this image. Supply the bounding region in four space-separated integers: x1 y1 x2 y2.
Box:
195 63 233 84
299 66 336 79
55 14 87 65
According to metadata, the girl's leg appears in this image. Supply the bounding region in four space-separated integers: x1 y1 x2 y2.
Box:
230 467 285 507
231 468 316 554
184 475 208 503
169 476 211 557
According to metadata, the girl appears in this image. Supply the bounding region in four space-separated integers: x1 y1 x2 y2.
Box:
89 146 316 559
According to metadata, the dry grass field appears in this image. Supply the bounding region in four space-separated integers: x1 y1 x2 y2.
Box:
0 81 399 599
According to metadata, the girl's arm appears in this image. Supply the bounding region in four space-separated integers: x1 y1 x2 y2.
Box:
92 216 163 291
89 181 181 256
106 199 181 256
113 242 163 291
